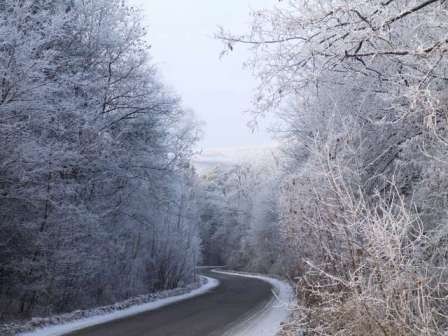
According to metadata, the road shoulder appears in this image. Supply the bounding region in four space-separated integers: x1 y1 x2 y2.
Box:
14 276 219 336
213 270 295 336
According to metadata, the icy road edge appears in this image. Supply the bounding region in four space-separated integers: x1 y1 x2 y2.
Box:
19 276 220 336
213 270 295 336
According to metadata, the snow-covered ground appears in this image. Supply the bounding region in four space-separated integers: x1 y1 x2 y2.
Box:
18 276 219 336
213 270 295 336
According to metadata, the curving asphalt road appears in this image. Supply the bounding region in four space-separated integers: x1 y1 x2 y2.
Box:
65 270 273 336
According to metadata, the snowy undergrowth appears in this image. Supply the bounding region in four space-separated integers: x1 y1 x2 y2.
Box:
2 276 219 336
213 270 295 336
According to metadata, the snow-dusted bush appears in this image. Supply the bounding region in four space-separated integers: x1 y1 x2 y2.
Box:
280 149 448 335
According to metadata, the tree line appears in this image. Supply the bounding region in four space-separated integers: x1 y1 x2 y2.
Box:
209 1 448 335
0 0 201 321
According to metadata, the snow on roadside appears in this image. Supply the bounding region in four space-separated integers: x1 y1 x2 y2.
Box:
213 270 295 336
12 276 219 336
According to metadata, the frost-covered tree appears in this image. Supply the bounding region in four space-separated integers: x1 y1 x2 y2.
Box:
198 152 285 274
0 0 201 321
219 1 448 335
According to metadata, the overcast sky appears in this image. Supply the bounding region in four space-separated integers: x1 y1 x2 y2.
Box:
132 0 276 151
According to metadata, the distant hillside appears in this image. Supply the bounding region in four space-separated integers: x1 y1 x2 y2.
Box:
193 145 279 173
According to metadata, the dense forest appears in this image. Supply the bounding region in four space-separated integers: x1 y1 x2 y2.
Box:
3 1 448 336
212 0 448 335
0 0 201 321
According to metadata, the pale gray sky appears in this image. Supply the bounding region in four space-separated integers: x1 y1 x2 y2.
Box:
132 0 276 151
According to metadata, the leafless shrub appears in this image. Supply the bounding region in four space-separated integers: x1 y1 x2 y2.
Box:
281 146 448 335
